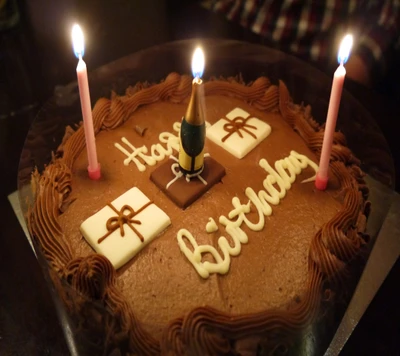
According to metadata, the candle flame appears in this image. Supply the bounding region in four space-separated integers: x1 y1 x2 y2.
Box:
192 47 205 79
72 24 85 58
337 34 353 64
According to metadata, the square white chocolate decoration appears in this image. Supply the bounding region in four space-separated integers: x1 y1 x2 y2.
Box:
80 187 171 269
206 107 271 159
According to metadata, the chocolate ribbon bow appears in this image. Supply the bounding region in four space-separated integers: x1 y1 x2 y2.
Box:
98 201 152 244
221 116 257 143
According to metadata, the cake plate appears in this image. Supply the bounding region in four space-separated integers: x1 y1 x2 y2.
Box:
17 39 399 355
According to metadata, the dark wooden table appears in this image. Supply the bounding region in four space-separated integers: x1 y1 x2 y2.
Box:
0 1 399 355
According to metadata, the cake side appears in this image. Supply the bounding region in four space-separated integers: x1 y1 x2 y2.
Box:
28 73 369 355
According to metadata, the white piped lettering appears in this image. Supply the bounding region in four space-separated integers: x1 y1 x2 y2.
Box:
177 150 318 278
115 123 180 171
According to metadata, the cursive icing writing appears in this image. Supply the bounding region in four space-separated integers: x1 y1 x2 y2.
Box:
115 121 212 172
177 151 319 278
115 122 181 171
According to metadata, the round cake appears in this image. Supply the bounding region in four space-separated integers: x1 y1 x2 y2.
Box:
28 72 369 355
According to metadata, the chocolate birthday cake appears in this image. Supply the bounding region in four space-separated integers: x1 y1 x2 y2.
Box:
28 72 369 355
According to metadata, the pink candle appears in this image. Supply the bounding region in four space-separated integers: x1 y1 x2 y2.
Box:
72 24 101 180
315 35 353 190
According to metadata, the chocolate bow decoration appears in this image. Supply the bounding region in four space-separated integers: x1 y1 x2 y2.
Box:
98 201 153 244
222 116 257 143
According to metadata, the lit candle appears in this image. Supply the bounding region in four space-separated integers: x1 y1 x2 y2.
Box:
71 24 101 180
315 34 353 190
178 47 205 175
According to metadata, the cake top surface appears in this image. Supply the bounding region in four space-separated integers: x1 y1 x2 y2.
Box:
28 73 368 355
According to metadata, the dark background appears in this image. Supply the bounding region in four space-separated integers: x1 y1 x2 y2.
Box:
0 0 399 355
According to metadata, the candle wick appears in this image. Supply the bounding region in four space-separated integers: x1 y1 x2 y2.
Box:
193 76 202 84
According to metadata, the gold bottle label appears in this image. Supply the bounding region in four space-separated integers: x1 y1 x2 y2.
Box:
178 141 204 174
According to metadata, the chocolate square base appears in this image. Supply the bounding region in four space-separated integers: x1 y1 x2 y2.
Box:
150 157 226 209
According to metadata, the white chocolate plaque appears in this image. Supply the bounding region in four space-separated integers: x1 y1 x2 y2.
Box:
80 187 171 269
206 107 271 159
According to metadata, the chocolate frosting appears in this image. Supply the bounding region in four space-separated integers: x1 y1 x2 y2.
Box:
28 73 369 355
